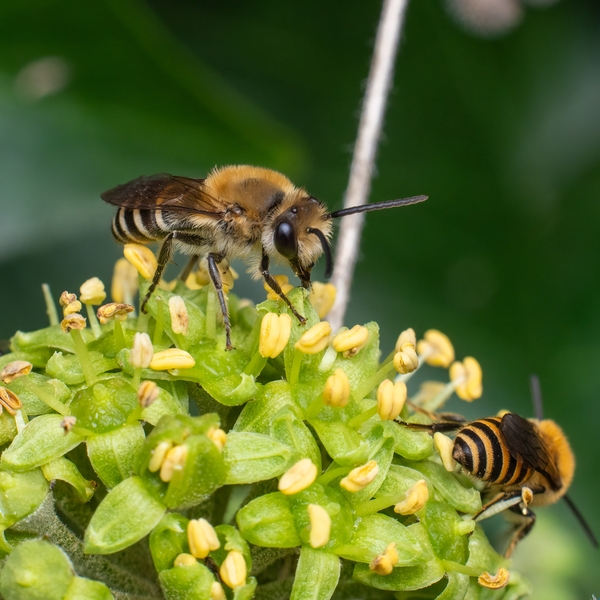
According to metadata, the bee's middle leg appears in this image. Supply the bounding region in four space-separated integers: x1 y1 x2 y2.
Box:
141 232 175 313
207 253 234 351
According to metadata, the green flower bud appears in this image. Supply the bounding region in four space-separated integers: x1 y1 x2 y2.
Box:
236 492 299 548
11 325 84 354
5 373 70 416
86 423 145 489
290 546 340 600
232 577 258 600
149 513 190 574
210 525 252 574
309 420 369 466
224 432 293 485
385 419 433 460
41 457 96 502
64 577 114 600
0 540 74 600
70 378 137 434
1 414 85 472
84 476 166 554
0 411 18 445
159 561 214 600
46 350 116 385
421 501 470 563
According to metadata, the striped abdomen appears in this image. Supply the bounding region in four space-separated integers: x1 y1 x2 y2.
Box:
453 417 533 486
111 208 170 244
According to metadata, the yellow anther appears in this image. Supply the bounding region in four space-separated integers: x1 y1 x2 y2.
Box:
259 312 292 358
417 329 455 368
60 416 77 434
184 271 203 291
1 360 33 384
395 327 417 353
412 381 446 405
123 243 157 280
434 432 457 472
308 282 337 319
195 259 211 287
187 518 221 559
478 567 510 589
60 314 86 332
332 325 369 357
322 368 351 408
0 387 23 416
307 503 331 548
394 479 429 515
340 460 379 493
111 258 139 303
148 441 173 473
63 300 82 316
150 349 195 371
369 542 399 576
173 553 197 567
96 302 134 324
59 291 77 307
207 426 227 452
210 582 226 600
131 332 154 369
264 275 293 301
137 380 160 408
295 321 332 354
79 277 107 305
393 346 419 374
278 458 318 495
159 444 188 482
377 379 407 421
168 295 189 335
450 356 482 401
220 550 247 589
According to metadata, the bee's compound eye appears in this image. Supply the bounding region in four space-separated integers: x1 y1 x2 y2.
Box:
274 221 298 260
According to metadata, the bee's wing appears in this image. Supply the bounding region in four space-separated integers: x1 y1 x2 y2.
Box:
101 174 225 216
500 413 562 489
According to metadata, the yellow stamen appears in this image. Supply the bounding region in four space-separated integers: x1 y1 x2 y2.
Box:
63 300 82 316
259 312 292 358
278 458 318 495
79 277 106 305
478 567 510 589
394 479 429 515
207 426 227 452
96 302 134 324
340 460 379 493
111 258 139 304
60 314 86 332
332 325 369 357
377 379 406 421
395 327 417 353
434 432 457 472
168 295 189 335
131 332 154 369
150 349 195 371
450 356 482 401
159 444 188 482
393 346 419 374
137 380 160 408
1 360 33 384
308 282 337 319
173 553 197 567
307 503 331 548
369 542 399 576
123 243 157 280
295 321 332 354
417 329 455 368
59 291 77 307
187 518 221 559
322 368 351 408
148 441 173 473
0 387 23 416
210 582 226 600
220 550 247 589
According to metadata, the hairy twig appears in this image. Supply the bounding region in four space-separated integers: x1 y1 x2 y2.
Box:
329 0 410 331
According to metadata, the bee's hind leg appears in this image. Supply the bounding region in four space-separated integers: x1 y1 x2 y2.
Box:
207 253 234 351
505 504 536 558
179 255 199 282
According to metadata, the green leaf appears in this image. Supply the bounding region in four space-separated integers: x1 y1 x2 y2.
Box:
5 373 71 416
159 562 214 600
64 576 115 600
309 420 369 466
41 456 96 502
422 501 470 563
149 513 190 574
211 524 252 573
45 351 116 386
1 414 85 472
290 546 340 600
0 469 49 531
224 431 293 485
84 476 166 554
352 559 445 592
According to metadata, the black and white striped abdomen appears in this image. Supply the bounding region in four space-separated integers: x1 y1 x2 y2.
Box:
452 417 533 486
111 208 171 244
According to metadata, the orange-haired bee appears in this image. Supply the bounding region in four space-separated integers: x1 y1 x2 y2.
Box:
102 165 427 349
404 378 597 556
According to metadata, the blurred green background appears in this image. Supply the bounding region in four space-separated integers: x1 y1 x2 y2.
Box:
0 0 598 596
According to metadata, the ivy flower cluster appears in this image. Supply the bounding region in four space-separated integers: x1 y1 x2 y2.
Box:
0 243 532 600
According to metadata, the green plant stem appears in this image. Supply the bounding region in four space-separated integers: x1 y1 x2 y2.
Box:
422 380 457 412
244 353 267 377
353 359 395 402
113 320 126 353
132 367 142 389
137 310 150 333
42 283 59 327
317 465 351 486
347 404 379 428
153 297 164 345
26 383 69 416
354 494 402 517
69 329 97 387
441 560 481 577
85 303 102 338
288 349 303 386
305 395 324 420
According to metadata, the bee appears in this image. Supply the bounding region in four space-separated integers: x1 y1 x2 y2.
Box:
404 376 598 556
102 165 427 349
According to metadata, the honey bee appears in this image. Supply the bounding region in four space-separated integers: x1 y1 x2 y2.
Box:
404 377 598 556
102 165 427 349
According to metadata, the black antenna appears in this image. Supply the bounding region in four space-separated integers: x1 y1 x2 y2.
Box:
529 374 544 420
327 195 428 219
307 227 333 278
563 494 599 548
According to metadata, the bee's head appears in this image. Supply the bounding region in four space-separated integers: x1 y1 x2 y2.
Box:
267 195 332 287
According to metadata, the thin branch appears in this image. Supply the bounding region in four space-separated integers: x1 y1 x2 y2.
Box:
328 0 410 330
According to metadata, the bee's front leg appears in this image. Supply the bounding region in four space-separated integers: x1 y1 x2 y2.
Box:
207 253 234 351
261 251 306 325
